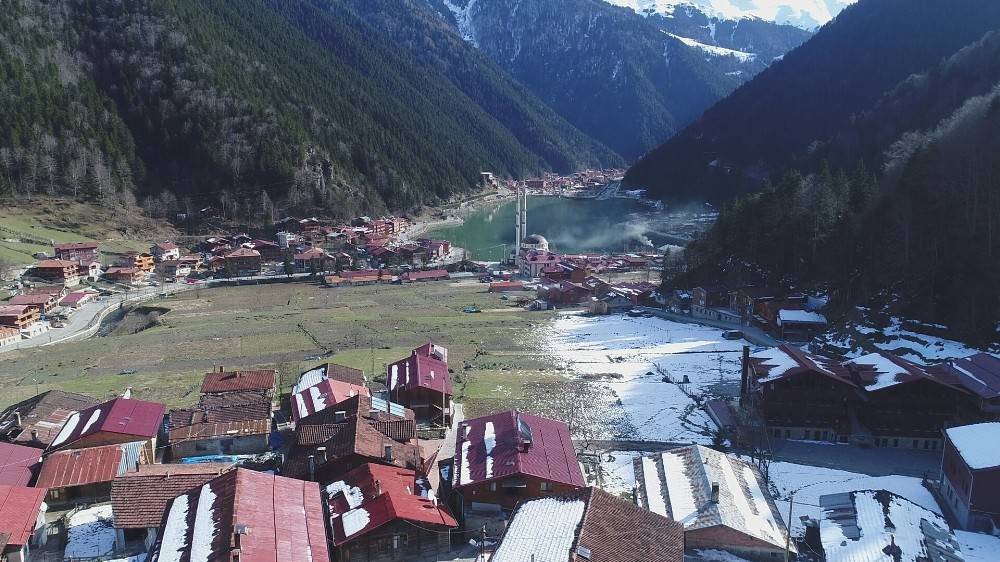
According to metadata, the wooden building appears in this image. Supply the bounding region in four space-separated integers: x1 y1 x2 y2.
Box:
36 441 148 505
46 396 165 458
387 343 453 427
168 390 273 459
451 410 584 517
31 259 81 287
53 242 99 264
939 422 1000 532
325 463 457 562
634 445 792 561
0 305 39 331
0 390 99 448
104 266 144 285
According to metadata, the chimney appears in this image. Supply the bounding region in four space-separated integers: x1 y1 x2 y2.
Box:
316 446 327 464
218 365 225 373
308 454 316 482
30 429 38 441
334 411 347 423
710 482 720 503
375 479 382 497
383 444 393 462
14 412 21 427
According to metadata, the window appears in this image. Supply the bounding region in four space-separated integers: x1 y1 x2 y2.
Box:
489 482 497 492
392 534 408 550
893 439 899 448
540 482 553 492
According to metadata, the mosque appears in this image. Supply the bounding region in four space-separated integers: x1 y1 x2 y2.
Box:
514 187 554 277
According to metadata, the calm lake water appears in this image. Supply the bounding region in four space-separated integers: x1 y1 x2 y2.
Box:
426 196 685 260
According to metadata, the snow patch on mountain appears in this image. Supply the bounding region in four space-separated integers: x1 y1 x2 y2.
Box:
606 0 856 30
667 33 756 62
443 0 480 47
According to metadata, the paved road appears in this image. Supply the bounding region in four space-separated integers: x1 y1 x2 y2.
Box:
768 438 940 477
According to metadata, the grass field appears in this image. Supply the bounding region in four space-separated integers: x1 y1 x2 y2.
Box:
0 198 175 266
0 280 561 411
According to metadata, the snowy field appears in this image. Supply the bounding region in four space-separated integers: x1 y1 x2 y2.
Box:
65 504 116 559
590 450 641 497
543 313 748 443
957 531 1000 562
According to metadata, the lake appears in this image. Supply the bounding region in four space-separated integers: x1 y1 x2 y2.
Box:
426 195 701 260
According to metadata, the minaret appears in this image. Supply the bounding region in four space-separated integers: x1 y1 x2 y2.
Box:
520 187 528 243
514 187 522 251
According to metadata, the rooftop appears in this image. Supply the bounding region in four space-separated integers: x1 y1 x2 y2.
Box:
292 363 366 395
0 485 47 547
201 368 276 394
325 463 457 545
634 445 791 552
946 353 1000 399
148 469 330 562
112 463 232 529
0 442 42 487
945 423 1000 470
491 487 684 562
453 410 584 489
387 343 453 396
37 441 144 489
0 390 99 447
48 396 166 451
291 379 370 423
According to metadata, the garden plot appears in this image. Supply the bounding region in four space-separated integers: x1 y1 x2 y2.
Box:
542 313 748 443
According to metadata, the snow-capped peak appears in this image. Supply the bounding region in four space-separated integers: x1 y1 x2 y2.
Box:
605 0 856 30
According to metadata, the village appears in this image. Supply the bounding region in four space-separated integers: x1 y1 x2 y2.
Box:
0 183 998 562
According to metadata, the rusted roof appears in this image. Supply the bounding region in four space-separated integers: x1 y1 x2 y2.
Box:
291 379 370 423
37 442 143 489
169 391 272 429
0 390 99 447
201 369 275 394
54 242 98 251
0 485 47 547
169 419 271 443
148 469 330 562
111 463 232 529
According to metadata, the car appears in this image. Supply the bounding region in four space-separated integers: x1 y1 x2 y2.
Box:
119 368 137 375
627 309 644 317
722 330 744 340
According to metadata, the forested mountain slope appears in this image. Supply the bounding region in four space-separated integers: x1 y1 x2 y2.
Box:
625 0 1000 202
0 0 618 218
425 0 810 160
676 30 1000 342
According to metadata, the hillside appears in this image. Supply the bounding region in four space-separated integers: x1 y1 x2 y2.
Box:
0 0 618 219
624 0 1000 202
675 29 1000 342
425 0 809 160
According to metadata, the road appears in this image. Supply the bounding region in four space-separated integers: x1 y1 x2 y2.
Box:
640 306 780 347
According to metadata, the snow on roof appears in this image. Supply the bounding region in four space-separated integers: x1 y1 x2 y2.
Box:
946 423 1000 470
641 456 668 517
847 352 912 391
751 347 800 381
636 445 790 551
291 379 369 423
777 309 828 325
820 490 961 562
489 497 586 562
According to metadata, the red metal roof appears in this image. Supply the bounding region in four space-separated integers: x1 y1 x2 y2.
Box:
0 485 46 547
0 443 42 486
47 396 166 451
201 369 276 394
402 269 449 281
225 247 261 258
36 443 133 489
54 242 98 251
454 410 585 489
291 379 370 423
59 291 93 305
326 463 457 545
387 344 453 396
148 469 330 562
35 259 79 268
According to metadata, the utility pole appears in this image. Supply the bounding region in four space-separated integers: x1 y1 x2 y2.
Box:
784 493 794 562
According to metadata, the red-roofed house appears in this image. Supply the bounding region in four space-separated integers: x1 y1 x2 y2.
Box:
387 343 452 427
150 242 180 262
294 247 332 273
221 247 262 275
291 379 370 424
46 396 165 457
105 266 144 285
54 241 99 264
7 293 58 314
59 290 95 308
0 485 48 562
31 259 81 287
36 441 147 505
401 269 449 283
451 410 584 516
147 468 331 562
325 463 457 561
0 443 41 487
201 366 276 397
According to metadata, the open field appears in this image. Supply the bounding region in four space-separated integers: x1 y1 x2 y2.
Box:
0 280 559 410
0 198 175 266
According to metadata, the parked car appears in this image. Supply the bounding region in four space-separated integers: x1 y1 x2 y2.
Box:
722 330 744 340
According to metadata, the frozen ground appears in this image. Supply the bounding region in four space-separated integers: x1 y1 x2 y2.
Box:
765 460 938 536
543 313 748 443
589 450 641 497
65 504 116 559
956 531 1000 562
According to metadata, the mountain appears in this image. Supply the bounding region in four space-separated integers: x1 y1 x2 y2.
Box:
675 29 1000 342
0 0 618 219
606 0 856 30
625 0 1000 203
424 0 810 160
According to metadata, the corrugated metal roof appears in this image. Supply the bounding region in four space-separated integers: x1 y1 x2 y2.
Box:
0 442 42 487
47 397 166 451
37 441 144 489
201 370 275 394
0 485 47 546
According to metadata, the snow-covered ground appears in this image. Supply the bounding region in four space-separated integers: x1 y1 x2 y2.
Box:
956 531 1000 562
543 313 748 443
65 504 117 559
591 450 641 497
765 460 938 536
